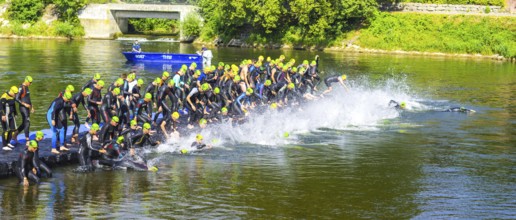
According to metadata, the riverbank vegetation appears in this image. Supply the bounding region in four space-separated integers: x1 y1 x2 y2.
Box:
356 13 516 58
378 0 505 6
128 18 178 35
197 0 378 46
0 0 110 38
193 0 514 58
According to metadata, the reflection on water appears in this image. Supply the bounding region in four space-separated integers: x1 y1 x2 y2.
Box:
0 39 515 219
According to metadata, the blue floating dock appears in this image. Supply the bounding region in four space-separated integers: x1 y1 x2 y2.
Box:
0 124 92 178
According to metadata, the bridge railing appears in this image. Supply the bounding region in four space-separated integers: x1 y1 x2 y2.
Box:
119 0 197 4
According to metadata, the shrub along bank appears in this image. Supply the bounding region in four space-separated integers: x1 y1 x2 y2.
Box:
355 12 516 58
378 0 505 6
0 0 107 38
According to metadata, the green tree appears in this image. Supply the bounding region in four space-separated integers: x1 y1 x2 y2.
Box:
197 0 378 45
180 12 202 38
8 0 46 24
53 0 87 23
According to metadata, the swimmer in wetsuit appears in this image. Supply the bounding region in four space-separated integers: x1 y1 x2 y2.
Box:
321 74 349 95
444 107 476 113
389 100 406 110
98 136 124 167
159 111 182 139
98 116 120 144
77 123 106 171
86 80 104 125
47 91 72 154
14 76 34 143
25 131 52 178
16 140 43 186
70 88 92 144
135 93 153 124
127 123 160 156
191 134 211 150
82 73 101 91
1 86 19 151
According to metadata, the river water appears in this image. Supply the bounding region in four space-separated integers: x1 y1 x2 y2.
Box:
0 39 514 219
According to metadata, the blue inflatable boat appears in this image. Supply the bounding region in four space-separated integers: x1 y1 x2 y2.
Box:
123 52 203 66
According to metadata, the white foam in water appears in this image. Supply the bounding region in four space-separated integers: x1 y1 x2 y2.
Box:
157 76 416 150
116 37 149 42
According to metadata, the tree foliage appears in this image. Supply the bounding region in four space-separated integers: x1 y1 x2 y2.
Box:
180 12 202 38
53 0 87 23
197 0 378 45
8 0 46 24
129 18 178 34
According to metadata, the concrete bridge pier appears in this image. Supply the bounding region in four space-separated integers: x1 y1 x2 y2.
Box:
78 4 198 39
117 17 129 33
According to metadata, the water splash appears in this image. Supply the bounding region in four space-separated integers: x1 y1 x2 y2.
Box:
157 76 418 150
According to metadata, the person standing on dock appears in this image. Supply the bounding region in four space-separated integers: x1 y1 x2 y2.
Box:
70 88 92 144
14 76 34 144
1 86 19 151
47 91 73 154
198 46 212 68
87 80 104 125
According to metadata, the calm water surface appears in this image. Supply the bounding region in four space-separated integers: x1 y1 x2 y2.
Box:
0 39 514 219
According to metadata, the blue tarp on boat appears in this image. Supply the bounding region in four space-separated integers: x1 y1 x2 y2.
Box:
123 52 203 67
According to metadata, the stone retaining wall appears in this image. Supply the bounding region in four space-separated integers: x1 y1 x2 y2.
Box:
381 2 507 14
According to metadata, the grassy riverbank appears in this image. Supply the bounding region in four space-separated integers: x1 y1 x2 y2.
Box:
351 13 516 58
0 20 84 39
197 12 516 60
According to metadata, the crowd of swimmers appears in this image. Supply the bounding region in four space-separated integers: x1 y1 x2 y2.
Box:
2 54 475 186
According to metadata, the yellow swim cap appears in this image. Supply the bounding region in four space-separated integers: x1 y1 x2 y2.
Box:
9 86 18 94
112 88 120 96
29 140 38 148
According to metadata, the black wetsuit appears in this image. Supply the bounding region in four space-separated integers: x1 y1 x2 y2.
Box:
16 149 39 184
82 79 96 91
186 87 205 125
116 96 130 130
1 92 17 148
99 140 123 167
269 81 287 102
33 148 52 178
324 75 340 87
78 132 102 170
107 83 120 93
15 84 31 139
48 97 68 149
98 123 119 144
127 130 159 149
191 141 207 150
444 107 475 113
154 84 177 123
281 88 302 104
100 91 117 123
87 87 102 124
135 99 152 124
70 92 87 137
144 82 158 103
206 91 224 119
130 84 142 116
388 100 403 110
